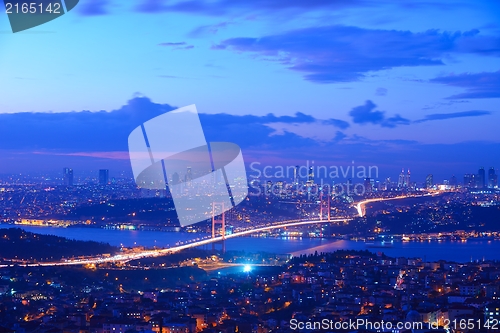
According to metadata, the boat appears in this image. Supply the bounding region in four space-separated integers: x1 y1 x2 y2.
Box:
365 241 394 248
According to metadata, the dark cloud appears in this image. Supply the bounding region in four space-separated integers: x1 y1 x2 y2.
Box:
158 42 194 50
430 70 500 99
348 100 409 128
78 0 110 15
415 110 492 123
383 114 411 128
214 26 500 83
349 100 385 125
0 97 348 154
0 97 498 181
323 118 350 129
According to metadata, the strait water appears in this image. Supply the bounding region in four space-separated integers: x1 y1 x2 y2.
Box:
1 224 498 263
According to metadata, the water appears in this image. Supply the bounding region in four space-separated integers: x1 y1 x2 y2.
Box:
0 224 497 263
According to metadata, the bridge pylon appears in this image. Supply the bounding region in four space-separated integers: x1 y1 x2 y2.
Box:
211 202 226 254
318 192 331 237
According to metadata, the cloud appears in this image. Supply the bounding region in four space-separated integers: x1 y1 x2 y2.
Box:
376 87 388 96
323 118 350 129
214 26 500 83
159 42 187 46
430 70 500 99
383 114 411 128
0 97 349 154
189 21 234 37
348 100 409 128
0 97 499 181
135 0 365 15
414 110 492 123
134 0 476 16
158 42 194 50
78 0 110 15
349 100 385 125
421 100 470 110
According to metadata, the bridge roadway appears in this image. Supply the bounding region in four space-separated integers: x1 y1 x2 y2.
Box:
1 192 443 268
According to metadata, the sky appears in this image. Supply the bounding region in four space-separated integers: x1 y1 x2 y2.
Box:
0 0 499 183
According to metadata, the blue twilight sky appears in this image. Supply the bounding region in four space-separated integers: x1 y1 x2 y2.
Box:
0 0 499 182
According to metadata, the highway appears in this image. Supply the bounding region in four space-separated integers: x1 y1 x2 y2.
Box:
355 192 439 217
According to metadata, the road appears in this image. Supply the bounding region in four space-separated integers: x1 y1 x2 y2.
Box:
355 192 440 217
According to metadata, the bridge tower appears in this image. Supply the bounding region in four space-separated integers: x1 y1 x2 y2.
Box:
211 202 226 253
318 192 331 238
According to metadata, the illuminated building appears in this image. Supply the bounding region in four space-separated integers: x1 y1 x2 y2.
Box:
449 175 457 188
364 178 372 193
477 167 486 189
308 167 314 184
398 169 410 188
63 167 74 186
488 167 497 188
426 174 433 189
99 169 109 185
293 165 299 185
398 169 405 188
405 169 411 188
464 173 475 188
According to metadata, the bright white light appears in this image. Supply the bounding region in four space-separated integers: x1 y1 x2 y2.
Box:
243 265 251 272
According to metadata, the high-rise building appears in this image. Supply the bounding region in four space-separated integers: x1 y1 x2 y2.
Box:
426 174 433 189
364 178 372 193
405 169 411 188
63 168 74 186
464 174 475 188
99 169 109 185
293 166 299 185
488 167 497 188
186 167 193 182
398 169 405 188
308 167 314 184
449 175 457 188
477 167 486 189
385 177 391 191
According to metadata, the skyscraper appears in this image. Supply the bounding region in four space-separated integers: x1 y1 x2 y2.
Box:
477 167 486 189
488 167 497 188
63 168 74 186
364 178 372 193
405 169 411 188
464 174 474 188
449 175 457 188
293 166 299 185
398 169 405 188
308 167 314 184
99 169 109 185
426 174 433 189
